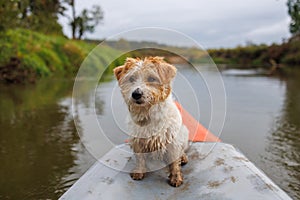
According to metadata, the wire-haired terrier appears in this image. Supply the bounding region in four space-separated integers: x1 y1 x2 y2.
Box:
114 56 189 187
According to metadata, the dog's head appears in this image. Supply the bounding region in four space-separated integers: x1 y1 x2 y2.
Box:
114 57 177 109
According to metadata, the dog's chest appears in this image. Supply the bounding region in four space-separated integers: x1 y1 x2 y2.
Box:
128 99 182 153
130 133 173 153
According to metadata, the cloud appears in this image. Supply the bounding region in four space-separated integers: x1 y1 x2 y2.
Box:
60 0 291 48
246 18 290 38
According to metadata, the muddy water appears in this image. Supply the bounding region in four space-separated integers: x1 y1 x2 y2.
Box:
0 67 299 199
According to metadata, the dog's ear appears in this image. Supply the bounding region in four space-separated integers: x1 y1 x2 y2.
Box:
113 65 124 81
158 63 177 83
114 57 140 81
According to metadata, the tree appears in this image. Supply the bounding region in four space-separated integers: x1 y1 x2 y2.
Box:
287 0 300 35
64 0 103 39
0 0 63 34
0 0 20 31
26 0 64 34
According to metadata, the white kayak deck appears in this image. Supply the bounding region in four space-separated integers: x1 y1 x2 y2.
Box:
60 142 291 200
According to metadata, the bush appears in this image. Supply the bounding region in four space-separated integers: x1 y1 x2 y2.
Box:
208 41 300 68
22 54 50 76
0 28 120 83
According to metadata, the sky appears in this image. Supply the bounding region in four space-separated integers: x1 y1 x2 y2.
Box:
59 0 291 48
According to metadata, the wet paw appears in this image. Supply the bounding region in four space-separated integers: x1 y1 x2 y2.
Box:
130 172 145 180
169 173 183 187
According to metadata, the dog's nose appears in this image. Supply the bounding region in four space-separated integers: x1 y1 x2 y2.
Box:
132 88 143 100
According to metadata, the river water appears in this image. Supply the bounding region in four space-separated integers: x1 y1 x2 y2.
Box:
0 66 299 199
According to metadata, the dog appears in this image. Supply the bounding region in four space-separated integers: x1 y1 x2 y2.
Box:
114 56 189 187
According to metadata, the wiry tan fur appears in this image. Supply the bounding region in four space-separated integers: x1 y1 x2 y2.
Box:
114 56 189 187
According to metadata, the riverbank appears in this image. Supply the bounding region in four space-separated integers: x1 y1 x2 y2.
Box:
0 29 205 83
208 35 300 69
1 29 299 84
0 29 119 83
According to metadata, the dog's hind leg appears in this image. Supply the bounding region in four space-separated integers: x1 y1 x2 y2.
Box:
180 153 188 166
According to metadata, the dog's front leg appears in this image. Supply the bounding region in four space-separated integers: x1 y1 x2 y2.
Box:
130 153 146 180
165 144 184 187
168 159 183 187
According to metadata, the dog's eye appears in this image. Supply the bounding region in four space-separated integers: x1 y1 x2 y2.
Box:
147 76 157 82
129 76 135 83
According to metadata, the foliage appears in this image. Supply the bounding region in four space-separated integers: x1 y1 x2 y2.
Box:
63 0 104 39
208 38 300 67
0 0 63 34
0 29 119 83
0 0 105 38
287 0 300 35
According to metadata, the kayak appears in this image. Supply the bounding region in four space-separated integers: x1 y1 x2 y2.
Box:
60 103 292 200
174 101 220 142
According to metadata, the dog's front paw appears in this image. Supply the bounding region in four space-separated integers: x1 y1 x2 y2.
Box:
169 173 183 187
130 172 145 180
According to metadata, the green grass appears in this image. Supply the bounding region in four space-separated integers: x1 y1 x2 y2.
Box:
0 29 120 82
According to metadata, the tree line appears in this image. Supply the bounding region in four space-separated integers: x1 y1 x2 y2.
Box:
0 1 299 41
208 0 300 67
0 0 103 39
288 0 300 36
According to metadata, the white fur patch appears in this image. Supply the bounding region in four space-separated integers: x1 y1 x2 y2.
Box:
136 60 144 67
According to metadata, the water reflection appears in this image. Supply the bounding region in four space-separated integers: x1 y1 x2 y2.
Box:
0 79 94 199
0 67 299 199
263 70 300 199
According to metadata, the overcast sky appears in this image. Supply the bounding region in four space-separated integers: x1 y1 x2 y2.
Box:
59 0 291 48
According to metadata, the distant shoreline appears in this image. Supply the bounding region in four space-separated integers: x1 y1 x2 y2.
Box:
1 29 299 84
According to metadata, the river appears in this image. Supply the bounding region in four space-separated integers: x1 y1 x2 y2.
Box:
0 66 299 199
